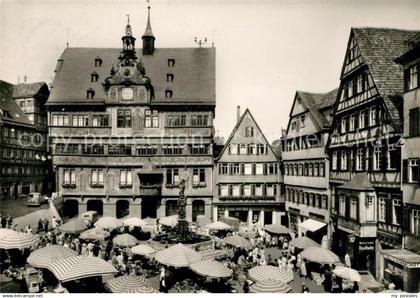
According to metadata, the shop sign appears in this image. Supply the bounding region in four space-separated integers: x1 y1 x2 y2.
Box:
359 240 375 251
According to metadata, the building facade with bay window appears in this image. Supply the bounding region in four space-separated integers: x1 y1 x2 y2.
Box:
47 9 215 221
213 108 285 226
327 28 420 272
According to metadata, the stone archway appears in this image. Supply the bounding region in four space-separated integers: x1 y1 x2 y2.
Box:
63 199 79 219
87 199 103 215
116 200 130 219
192 200 205 222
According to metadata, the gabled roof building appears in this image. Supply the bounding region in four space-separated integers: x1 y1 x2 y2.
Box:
282 88 336 245
213 107 285 226
327 27 420 273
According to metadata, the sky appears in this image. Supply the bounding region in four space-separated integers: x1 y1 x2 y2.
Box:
1 0 419 142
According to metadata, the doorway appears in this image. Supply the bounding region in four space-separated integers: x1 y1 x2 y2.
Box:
116 200 130 218
87 200 103 215
142 197 158 219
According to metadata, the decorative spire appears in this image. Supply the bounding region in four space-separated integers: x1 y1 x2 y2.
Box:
143 5 154 38
125 14 132 36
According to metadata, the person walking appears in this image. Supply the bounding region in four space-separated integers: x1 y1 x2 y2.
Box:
281 256 287 270
300 260 307 279
345 253 351 268
6 214 13 229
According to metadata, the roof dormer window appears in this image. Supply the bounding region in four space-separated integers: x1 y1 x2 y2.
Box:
168 59 175 67
166 73 174 82
87 88 95 99
165 89 173 99
94 57 103 67
91 72 99 82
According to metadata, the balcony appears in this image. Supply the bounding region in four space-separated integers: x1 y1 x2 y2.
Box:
337 216 361 232
378 222 402 236
330 170 400 188
139 184 162 196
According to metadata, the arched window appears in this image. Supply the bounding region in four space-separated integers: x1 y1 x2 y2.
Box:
91 72 99 82
87 88 95 99
94 57 103 67
165 89 173 99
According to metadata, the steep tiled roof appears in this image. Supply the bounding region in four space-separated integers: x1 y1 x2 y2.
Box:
47 47 215 105
296 88 338 129
0 80 32 126
337 173 374 191
352 27 420 129
12 82 46 99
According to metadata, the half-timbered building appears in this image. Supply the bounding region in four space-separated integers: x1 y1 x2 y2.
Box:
328 28 420 271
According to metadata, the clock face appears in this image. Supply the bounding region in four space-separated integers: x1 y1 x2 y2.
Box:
121 88 134 100
123 67 132 78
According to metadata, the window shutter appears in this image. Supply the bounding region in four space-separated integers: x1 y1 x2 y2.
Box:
364 110 369 128
356 198 360 221
380 143 387 171
403 159 408 183
409 108 420 137
345 197 350 220
240 164 245 175
404 68 410 90
218 185 221 196
395 147 401 171
385 199 392 224
252 164 256 175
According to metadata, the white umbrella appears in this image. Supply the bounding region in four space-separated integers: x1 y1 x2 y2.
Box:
155 243 202 267
206 221 233 231
301 246 340 264
332 266 361 282
94 217 122 230
131 244 156 256
122 217 147 227
0 232 39 249
159 215 179 227
112 234 138 247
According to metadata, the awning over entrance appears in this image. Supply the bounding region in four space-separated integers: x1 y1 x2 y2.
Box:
381 249 420 269
299 219 326 232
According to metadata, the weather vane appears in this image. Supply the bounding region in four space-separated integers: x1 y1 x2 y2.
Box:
126 14 130 24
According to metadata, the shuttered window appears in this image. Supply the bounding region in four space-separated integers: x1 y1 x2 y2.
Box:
409 108 420 137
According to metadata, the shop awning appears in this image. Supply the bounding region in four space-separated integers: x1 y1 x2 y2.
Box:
381 249 420 269
299 219 326 232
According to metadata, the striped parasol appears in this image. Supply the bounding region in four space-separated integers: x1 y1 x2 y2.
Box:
94 217 122 230
289 236 320 249
105 275 153 293
112 233 138 247
190 260 233 279
264 224 291 235
301 246 340 264
0 228 18 239
222 235 251 249
155 243 202 268
28 245 78 269
46 256 117 283
131 244 156 256
248 265 294 283
127 286 159 293
122 217 147 227
59 218 88 233
249 279 292 293
79 228 110 241
206 221 233 231
159 215 178 227
0 232 39 249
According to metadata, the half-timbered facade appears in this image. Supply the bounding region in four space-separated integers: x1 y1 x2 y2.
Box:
328 28 420 271
47 9 215 221
283 89 337 244
213 108 285 226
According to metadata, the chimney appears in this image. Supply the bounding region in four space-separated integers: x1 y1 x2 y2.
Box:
237 106 241 123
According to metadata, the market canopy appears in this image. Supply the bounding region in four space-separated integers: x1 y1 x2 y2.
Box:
248 265 294 284
289 236 320 249
131 244 156 256
301 246 340 264
332 266 361 282
264 224 292 235
122 217 147 227
46 256 117 283
299 219 327 232
0 228 18 239
206 221 233 231
249 279 292 293
222 235 251 249
79 228 110 241
0 232 39 249
94 217 122 230
27 245 78 269
112 234 138 247
190 260 233 279
105 275 154 293
155 243 202 268
59 218 89 234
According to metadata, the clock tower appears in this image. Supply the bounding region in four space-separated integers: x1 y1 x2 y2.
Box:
103 17 154 103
